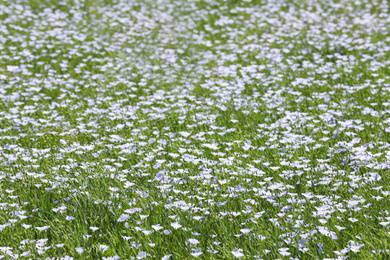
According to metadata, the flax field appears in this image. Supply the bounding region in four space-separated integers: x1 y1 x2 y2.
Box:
0 0 390 259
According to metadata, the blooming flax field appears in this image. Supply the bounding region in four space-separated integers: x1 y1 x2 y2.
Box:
0 0 390 259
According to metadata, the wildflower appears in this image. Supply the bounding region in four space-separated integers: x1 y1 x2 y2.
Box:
161 254 172 260
349 241 364 253
35 226 50 231
190 249 202 257
152 224 163 231
240 228 252 234
232 249 244 258
21 224 32 229
137 251 147 259
98 245 109 252
279 248 291 256
188 239 200 245
171 222 182 229
318 242 323 253
75 248 84 254
118 214 131 222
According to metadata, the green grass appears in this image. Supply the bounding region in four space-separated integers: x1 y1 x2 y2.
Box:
0 0 390 259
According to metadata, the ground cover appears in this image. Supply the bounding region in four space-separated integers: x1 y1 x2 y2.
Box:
0 0 390 259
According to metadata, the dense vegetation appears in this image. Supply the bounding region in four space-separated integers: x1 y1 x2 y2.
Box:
0 0 390 259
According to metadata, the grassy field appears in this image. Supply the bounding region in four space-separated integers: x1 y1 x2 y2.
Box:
0 0 390 259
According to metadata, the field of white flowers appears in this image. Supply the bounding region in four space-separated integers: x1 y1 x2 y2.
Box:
0 0 390 259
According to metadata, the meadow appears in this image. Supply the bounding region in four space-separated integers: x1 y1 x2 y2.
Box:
0 0 390 259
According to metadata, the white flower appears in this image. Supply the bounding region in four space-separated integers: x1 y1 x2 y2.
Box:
153 163 161 169
90 227 99 231
278 247 291 256
20 251 30 257
349 241 364 253
232 249 244 258
66 216 75 221
161 254 172 260
142 230 153 235
240 228 252 234
348 218 358 223
137 251 147 259
242 143 252 150
109 187 120 192
188 238 200 245
179 131 191 137
201 143 219 150
152 224 163 231
317 226 338 240
124 181 135 188
171 222 182 229
334 248 350 255
190 252 202 257
35 226 50 231
335 225 346 230
118 214 130 222
21 224 32 229
76 247 84 254
99 244 109 252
